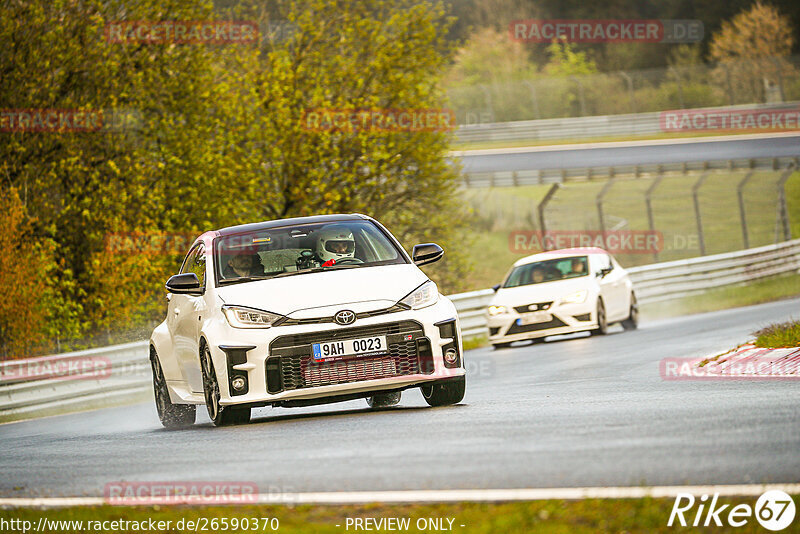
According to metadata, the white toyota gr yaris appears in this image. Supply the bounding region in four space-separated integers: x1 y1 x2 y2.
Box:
149 214 466 427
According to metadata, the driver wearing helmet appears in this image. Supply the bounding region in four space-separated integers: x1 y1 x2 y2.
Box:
316 225 357 266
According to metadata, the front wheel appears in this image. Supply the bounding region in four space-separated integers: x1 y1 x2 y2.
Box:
592 299 608 336
151 349 195 429
200 344 251 426
622 293 638 331
366 391 401 408
421 376 465 407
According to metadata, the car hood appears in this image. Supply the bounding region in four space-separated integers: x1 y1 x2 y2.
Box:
491 277 594 307
216 264 428 317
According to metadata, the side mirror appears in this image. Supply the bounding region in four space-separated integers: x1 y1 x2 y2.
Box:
412 243 444 266
492 284 501 292
166 273 201 294
596 266 612 278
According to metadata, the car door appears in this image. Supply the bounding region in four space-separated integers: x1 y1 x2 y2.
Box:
173 243 207 393
600 254 628 321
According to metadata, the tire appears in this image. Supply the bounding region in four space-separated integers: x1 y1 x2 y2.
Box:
366 391 401 408
622 293 638 331
492 342 512 350
200 343 251 426
592 299 608 336
150 348 196 429
421 376 466 407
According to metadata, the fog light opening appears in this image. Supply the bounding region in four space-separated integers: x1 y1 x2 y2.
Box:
444 348 458 365
231 376 247 392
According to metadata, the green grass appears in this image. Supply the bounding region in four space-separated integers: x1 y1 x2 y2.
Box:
641 273 800 320
2 497 794 533
753 320 800 348
450 130 796 152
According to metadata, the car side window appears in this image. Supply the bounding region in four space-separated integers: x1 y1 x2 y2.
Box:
180 244 206 289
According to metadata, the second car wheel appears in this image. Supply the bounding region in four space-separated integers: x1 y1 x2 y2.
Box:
421 376 466 407
622 293 638 330
200 344 251 426
592 299 608 336
366 391 401 408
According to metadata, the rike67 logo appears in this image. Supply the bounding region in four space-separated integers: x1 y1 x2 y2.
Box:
669 491 796 530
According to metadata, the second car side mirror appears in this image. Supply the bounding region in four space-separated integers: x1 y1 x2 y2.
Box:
412 243 444 266
166 273 202 294
492 284 501 292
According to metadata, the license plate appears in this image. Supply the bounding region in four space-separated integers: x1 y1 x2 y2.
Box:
312 335 387 362
517 311 552 325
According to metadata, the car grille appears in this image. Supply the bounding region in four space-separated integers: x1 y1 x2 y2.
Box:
267 321 425 392
506 316 567 335
513 301 553 314
276 303 408 327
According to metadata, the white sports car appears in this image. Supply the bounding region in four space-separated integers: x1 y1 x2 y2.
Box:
150 214 466 427
486 248 637 349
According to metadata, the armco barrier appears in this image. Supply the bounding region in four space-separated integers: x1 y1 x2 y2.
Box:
2 239 799 421
454 101 800 145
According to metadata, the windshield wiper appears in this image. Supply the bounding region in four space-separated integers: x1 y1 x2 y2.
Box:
218 276 272 285
271 264 362 279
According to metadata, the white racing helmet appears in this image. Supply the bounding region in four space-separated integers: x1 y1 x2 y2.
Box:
316 225 356 262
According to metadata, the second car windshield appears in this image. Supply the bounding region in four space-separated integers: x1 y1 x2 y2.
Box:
214 220 405 285
503 256 589 288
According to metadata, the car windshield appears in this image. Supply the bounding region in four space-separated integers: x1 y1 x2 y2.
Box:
503 256 589 288
214 220 406 285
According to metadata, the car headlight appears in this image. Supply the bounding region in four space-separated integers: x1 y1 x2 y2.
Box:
399 280 439 310
560 290 588 304
487 305 507 316
222 305 283 328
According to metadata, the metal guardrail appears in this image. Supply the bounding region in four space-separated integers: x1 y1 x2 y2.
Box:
2 239 799 421
460 157 799 188
454 101 800 145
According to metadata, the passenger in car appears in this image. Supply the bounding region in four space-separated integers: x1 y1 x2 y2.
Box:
223 252 264 278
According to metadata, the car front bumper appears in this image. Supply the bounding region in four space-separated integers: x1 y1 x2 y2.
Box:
487 301 598 344
203 297 465 406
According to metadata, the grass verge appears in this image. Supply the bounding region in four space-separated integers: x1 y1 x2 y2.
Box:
1 497 794 533
753 320 800 348
640 273 800 320
450 130 798 152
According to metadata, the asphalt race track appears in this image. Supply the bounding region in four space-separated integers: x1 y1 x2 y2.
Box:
456 133 800 173
1 298 799 498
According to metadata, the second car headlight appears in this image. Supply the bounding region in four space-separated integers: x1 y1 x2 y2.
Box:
487 305 507 316
399 280 439 310
222 305 283 328
560 290 588 304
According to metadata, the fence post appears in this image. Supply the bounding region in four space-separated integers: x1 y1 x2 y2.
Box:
538 183 560 249
523 80 542 120
771 57 786 103
645 173 665 262
669 66 685 109
722 63 735 105
736 170 755 249
692 171 711 255
570 76 587 116
596 178 615 248
776 163 796 242
620 72 636 113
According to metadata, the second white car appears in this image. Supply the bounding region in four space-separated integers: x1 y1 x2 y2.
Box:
486 248 637 348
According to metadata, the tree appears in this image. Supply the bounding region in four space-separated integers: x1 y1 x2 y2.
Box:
709 2 795 102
